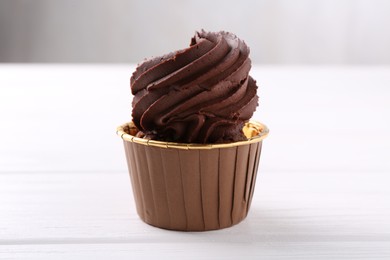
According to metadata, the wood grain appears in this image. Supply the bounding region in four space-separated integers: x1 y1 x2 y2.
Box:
0 171 389 259
1 65 390 258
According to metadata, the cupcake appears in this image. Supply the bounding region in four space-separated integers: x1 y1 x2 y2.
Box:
117 30 269 231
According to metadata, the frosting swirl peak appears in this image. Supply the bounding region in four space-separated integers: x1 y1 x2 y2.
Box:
131 30 258 143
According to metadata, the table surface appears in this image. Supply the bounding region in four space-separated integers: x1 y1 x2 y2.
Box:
0 64 389 259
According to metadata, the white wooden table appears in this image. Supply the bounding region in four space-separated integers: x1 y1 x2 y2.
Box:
1 65 389 259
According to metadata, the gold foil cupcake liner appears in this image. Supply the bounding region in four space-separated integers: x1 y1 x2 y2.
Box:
117 121 269 231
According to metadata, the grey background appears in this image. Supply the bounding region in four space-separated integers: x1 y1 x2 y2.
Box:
1 0 390 64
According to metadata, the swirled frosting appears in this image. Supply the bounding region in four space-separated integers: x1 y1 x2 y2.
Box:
130 30 258 143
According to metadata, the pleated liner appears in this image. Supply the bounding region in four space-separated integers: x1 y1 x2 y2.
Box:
123 139 263 231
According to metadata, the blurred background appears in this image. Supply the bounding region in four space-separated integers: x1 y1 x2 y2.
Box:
1 0 390 64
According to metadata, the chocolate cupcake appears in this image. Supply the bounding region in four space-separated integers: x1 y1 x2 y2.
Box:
117 30 269 231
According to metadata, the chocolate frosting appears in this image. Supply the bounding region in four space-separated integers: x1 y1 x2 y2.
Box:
130 30 258 143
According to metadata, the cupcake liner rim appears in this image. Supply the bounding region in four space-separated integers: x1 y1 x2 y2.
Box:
116 120 269 150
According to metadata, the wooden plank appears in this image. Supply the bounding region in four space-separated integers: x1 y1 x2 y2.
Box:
1 242 390 260
0 171 389 259
1 65 390 173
